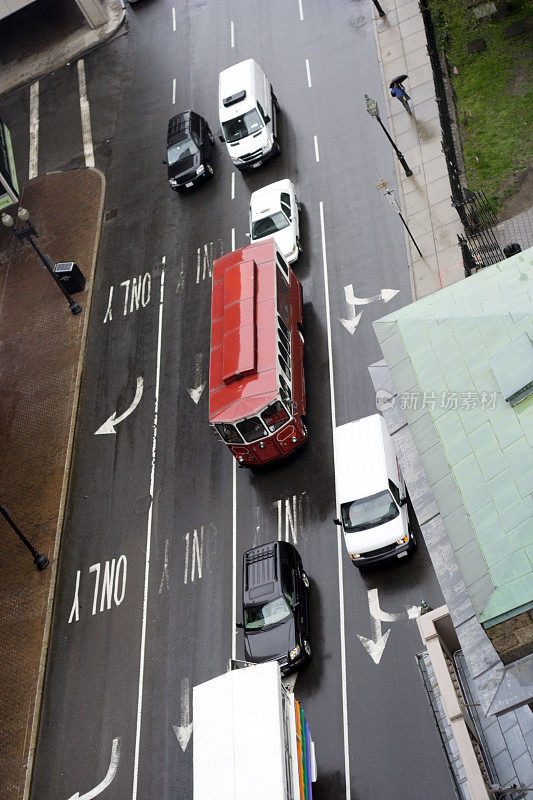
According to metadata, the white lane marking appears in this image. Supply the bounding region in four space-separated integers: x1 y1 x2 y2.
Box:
94 376 144 435
172 77 176 105
77 60 95 168
339 285 363 335
357 615 390 665
232 458 237 661
132 264 165 800
158 538 170 593
172 677 193 751
314 135 320 162
29 81 39 179
346 285 400 306
319 202 351 798
231 171 235 200
231 227 235 251
187 352 206 404
67 737 120 800
298 0 304 20
305 58 312 88
172 6 176 31
230 20 235 47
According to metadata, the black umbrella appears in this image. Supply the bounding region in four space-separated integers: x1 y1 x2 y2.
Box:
389 74 408 87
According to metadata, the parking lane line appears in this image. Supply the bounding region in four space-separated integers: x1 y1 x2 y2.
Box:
28 81 39 179
77 60 95 169
314 135 319 162
305 59 312 88
319 202 351 799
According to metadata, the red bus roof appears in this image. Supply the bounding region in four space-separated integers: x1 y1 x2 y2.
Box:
209 240 279 424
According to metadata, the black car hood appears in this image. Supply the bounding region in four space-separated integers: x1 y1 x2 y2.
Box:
168 152 199 181
244 615 296 663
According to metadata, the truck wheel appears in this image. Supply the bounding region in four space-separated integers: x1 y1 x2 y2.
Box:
302 571 310 589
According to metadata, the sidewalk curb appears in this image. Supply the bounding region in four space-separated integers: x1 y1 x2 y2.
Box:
21 167 106 800
0 1 127 97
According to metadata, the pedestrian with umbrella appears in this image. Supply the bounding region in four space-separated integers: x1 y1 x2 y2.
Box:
390 74 412 115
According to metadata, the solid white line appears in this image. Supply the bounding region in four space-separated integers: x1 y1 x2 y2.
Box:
77 60 95 168
232 458 237 660
172 6 176 31
132 266 165 800
298 0 304 21
230 20 235 47
172 78 176 105
231 171 235 200
305 58 312 88
28 81 39 179
314 135 320 162
231 227 235 251
319 202 350 798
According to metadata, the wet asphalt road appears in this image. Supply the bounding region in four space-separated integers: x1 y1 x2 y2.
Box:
2 1 456 798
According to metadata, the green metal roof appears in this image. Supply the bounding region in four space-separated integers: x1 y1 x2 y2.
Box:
374 248 533 628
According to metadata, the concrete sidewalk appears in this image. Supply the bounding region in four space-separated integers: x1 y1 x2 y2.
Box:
0 169 105 800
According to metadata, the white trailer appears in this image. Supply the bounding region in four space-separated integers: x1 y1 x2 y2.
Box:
193 661 317 800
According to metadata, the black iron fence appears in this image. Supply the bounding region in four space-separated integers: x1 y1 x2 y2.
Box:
419 0 504 275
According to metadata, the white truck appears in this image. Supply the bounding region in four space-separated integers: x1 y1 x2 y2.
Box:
193 661 317 800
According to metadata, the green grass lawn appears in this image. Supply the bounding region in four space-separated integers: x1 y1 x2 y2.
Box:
427 0 532 212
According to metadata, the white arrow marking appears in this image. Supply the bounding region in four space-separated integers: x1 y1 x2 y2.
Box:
368 588 421 622
187 353 206 404
172 677 193 752
68 737 120 800
338 285 363 334
344 285 400 307
357 617 391 665
95 377 144 435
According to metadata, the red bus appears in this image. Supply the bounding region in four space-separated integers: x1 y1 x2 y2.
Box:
209 239 307 466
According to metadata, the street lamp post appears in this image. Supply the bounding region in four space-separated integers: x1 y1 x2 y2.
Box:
0 505 49 570
365 94 413 177
2 207 82 315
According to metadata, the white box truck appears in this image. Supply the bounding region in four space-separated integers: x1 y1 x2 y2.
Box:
333 414 416 566
193 661 317 800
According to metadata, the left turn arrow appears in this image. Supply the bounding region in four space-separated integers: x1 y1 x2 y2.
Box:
67 737 120 800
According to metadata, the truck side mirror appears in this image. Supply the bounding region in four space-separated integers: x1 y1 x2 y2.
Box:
162 160 167 165
236 622 243 629
333 518 341 526
399 497 408 507
264 114 270 123
218 132 225 143
245 232 250 238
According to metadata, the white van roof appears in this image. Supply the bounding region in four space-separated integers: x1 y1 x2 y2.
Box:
333 414 391 505
219 59 259 121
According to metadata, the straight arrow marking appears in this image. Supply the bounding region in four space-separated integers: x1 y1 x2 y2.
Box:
67 737 120 800
172 677 193 752
338 285 362 334
187 353 206 404
357 616 391 665
95 377 144 435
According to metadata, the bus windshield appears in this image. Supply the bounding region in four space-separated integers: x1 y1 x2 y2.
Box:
341 490 399 532
262 401 289 432
237 417 268 442
214 423 242 444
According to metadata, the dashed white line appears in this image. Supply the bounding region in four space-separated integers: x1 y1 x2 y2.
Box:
231 458 237 660
314 135 320 162
172 77 176 105
132 263 165 800
231 227 235 251
28 81 39 179
319 202 351 799
77 60 95 168
298 0 304 21
230 20 235 47
305 58 312 88
231 171 235 200
172 6 176 31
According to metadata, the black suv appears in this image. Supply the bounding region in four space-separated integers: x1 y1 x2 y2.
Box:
239 541 311 675
164 110 215 192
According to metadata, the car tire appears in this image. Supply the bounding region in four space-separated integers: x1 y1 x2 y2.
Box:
303 639 312 659
206 162 214 177
302 571 310 589
273 138 281 156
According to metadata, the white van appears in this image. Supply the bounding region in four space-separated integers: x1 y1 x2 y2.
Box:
218 59 280 170
333 414 416 566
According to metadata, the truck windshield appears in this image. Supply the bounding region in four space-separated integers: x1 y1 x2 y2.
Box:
222 109 263 143
167 137 199 165
244 596 291 630
252 211 289 240
341 490 399 532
